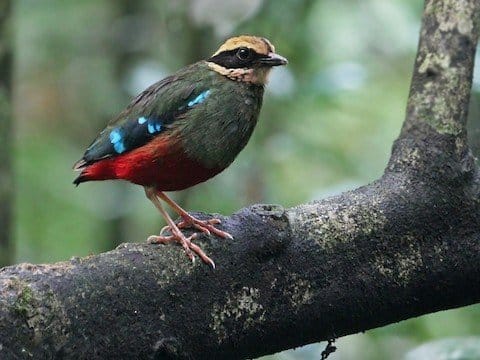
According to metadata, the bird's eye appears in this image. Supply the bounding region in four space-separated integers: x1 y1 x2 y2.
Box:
236 47 251 61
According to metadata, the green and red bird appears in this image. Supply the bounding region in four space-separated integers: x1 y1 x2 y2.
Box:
73 35 287 267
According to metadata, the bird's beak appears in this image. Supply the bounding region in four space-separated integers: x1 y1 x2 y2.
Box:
259 52 288 66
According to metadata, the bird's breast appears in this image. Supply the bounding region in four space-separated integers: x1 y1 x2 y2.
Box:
179 82 264 170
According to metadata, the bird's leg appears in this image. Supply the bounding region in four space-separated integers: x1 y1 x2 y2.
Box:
157 191 233 240
144 187 215 267
144 187 194 259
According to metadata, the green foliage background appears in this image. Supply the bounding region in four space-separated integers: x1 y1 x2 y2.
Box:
11 0 480 358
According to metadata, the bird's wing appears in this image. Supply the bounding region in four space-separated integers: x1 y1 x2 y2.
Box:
74 70 211 169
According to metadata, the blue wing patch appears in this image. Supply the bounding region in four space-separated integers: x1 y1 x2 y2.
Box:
138 116 162 134
86 116 165 158
109 129 127 154
187 90 211 107
107 117 163 154
82 89 211 162
123 116 164 149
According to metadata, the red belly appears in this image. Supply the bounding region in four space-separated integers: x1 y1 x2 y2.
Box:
77 136 223 191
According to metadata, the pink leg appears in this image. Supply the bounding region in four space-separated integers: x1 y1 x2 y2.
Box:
144 187 215 268
156 191 233 240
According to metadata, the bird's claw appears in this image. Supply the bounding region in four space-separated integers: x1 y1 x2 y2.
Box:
148 232 214 268
161 216 232 240
160 218 223 236
149 232 195 261
159 225 171 236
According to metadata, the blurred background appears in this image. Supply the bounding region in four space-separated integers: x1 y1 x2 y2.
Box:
1 0 479 359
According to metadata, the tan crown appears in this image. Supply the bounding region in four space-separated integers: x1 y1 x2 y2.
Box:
212 35 275 57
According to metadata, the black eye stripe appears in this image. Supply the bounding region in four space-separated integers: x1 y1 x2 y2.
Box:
208 49 265 69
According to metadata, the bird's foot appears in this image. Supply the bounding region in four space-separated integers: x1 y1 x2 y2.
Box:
148 232 215 268
160 216 233 240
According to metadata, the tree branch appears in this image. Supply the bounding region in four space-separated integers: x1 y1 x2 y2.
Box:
2 0 480 358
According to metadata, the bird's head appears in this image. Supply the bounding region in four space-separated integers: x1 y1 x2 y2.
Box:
207 35 288 85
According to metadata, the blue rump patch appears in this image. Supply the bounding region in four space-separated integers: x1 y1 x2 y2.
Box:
109 128 126 154
187 90 211 107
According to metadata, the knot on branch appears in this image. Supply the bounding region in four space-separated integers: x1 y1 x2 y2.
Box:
152 337 187 360
231 204 291 261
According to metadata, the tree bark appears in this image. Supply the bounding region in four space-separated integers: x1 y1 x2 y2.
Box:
0 0 13 267
1 0 479 359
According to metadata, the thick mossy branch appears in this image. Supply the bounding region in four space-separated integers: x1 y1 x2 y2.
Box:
1 0 480 359
391 0 479 178
1 183 479 359
405 0 478 136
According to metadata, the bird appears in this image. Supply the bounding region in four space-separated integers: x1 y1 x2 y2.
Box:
73 35 288 268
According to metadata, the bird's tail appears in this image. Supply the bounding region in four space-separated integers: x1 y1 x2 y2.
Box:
73 158 87 171
72 158 115 186
72 157 89 186
73 158 87 186
73 173 90 186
